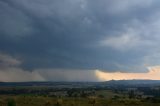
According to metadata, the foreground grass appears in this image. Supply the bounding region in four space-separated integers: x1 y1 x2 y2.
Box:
0 95 160 106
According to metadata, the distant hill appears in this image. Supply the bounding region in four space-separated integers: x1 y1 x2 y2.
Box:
104 80 160 87
0 80 160 88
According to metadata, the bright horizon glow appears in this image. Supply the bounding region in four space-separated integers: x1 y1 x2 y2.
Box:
95 66 160 81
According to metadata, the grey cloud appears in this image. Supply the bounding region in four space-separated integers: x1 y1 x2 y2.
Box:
0 53 98 82
36 69 98 82
0 68 98 82
0 1 33 38
1 0 160 74
0 53 21 68
0 68 45 82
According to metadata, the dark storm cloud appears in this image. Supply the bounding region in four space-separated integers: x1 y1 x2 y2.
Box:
1 0 160 73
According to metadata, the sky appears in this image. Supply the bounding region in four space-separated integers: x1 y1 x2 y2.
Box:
1 0 160 81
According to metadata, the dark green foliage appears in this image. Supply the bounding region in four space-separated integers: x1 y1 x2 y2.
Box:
98 94 105 98
129 90 135 99
7 99 16 106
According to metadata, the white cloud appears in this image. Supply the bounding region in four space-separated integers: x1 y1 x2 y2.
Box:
95 66 160 81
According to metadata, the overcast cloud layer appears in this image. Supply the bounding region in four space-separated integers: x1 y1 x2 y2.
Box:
1 0 160 81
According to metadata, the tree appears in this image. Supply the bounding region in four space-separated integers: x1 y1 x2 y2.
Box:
129 90 135 99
